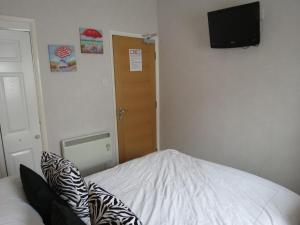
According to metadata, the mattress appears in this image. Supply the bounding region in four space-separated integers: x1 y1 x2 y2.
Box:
85 149 300 225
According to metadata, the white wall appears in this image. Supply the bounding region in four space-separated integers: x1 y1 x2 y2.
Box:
0 0 158 164
158 0 300 193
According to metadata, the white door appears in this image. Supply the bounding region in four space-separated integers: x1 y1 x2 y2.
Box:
0 29 43 177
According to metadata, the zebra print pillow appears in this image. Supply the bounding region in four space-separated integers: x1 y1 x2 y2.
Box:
41 151 91 225
88 182 142 225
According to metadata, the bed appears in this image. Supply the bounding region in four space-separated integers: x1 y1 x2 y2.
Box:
1 149 300 225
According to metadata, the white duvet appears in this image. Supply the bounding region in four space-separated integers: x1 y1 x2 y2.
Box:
0 177 44 225
86 149 300 225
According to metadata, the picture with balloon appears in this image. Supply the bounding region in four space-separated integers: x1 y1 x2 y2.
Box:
48 45 77 72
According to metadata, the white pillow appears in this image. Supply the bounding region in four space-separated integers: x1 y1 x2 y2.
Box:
88 182 143 225
0 177 44 225
41 151 91 225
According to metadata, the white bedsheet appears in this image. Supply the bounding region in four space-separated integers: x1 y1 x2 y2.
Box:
0 177 44 225
86 149 300 225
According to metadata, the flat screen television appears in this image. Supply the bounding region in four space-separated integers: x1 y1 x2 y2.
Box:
207 2 260 48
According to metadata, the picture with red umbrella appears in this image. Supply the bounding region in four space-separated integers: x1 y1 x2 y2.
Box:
80 28 103 54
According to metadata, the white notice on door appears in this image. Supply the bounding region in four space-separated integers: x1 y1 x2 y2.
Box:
129 49 142 72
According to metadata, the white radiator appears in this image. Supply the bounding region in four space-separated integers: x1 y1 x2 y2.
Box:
61 132 112 176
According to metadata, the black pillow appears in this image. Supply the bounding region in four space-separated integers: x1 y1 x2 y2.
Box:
51 201 86 225
20 164 66 225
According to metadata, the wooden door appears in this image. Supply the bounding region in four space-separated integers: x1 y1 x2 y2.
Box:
0 30 43 176
112 35 156 163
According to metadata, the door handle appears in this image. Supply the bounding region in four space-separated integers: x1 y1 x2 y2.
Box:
34 134 41 140
118 107 128 120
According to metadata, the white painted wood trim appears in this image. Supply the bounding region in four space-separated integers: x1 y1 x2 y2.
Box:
109 31 160 164
154 36 160 150
0 15 48 152
0 128 7 177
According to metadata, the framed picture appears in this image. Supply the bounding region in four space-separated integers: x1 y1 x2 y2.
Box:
79 28 103 54
48 45 77 72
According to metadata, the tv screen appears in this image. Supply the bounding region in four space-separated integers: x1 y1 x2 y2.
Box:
208 2 260 48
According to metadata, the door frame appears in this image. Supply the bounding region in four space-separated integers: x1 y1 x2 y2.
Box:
109 31 160 163
0 126 6 177
0 15 48 152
